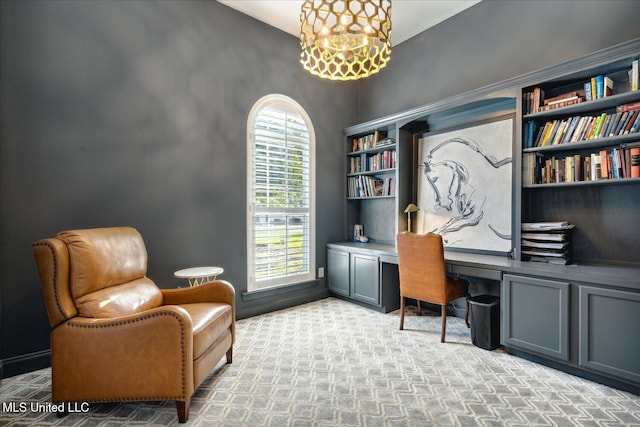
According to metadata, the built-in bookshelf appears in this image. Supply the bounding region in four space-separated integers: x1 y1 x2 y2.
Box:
337 40 640 265
519 52 640 265
347 132 397 199
344 125 412 244
522 59 640 187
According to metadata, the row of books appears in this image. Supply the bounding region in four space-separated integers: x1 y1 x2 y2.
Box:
523 103 640 148
521 222 574 265
349 149 396 174
583 75 613 102
350 131 394 153
523 88 584 115
523 146 640 185
522 59 639 115
347 176 396 198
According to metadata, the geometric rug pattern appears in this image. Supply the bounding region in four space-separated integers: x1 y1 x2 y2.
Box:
1 297 639 426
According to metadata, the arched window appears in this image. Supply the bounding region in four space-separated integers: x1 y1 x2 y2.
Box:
247 95 316 291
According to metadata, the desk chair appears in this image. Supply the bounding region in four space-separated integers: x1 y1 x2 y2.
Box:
397 231 470 342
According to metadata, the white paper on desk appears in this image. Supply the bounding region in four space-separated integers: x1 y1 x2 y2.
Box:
522 239 569 249
521 232 567 241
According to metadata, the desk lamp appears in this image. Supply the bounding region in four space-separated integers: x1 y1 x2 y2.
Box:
404 203 419 233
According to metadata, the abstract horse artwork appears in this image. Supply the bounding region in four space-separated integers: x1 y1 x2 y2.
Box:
417 117 514 253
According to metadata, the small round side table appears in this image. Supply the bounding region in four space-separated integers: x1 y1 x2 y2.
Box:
174 266 224 287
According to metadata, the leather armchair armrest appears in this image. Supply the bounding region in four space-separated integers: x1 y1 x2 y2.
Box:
161 280 236 307
161 280 236 344
51 306 195 403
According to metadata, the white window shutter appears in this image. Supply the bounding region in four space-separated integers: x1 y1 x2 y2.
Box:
247 97 315 290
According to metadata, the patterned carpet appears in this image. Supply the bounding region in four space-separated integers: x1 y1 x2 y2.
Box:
1 297 639 426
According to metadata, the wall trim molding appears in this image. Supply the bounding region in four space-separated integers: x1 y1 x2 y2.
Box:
237 288 329 320
2 349 51 378
346 37 640 135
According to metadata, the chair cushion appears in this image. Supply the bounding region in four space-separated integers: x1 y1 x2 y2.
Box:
178 303 233 359
75 278 163 318
57 227 148 299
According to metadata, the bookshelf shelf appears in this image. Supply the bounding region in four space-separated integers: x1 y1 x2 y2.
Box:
347 195 396 200
523 133 639 153
347 168 395 177
347 143 397 156
523 90 640 120
523 176 640 189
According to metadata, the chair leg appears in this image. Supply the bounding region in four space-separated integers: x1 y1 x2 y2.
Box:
440 305 447 343
465 298 470 328
176 398 191 423
416 300 421 316
226 347 233 364
399 296 405 330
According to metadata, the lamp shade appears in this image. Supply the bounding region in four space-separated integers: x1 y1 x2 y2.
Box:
404 203 419 214
300 0 392 81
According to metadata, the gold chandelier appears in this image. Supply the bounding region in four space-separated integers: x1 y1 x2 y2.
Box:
300 0 392 81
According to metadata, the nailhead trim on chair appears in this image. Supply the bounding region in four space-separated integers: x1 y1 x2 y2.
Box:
66 310 189 400
32 241 67 324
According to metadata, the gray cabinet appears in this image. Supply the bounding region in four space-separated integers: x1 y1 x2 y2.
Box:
503 272 640 393
327 248 380 306
578 286 640 384
326 243 400 313
327 248 350 297
351 253 380 305
502 274 570 361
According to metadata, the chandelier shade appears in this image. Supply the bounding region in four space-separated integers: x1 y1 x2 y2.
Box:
300 0 392 81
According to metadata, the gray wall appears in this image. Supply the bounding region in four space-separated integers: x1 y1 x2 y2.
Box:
0 0 352 376
1 0 639 377
356 0 640 123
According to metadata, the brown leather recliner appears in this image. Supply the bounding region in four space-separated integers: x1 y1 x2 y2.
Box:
32 226 235 423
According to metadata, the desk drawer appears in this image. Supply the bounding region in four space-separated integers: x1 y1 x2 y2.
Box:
449 265 502 281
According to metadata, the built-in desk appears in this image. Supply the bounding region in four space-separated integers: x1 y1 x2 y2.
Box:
327 241 510 312
326 241 640 395
328 241 640 290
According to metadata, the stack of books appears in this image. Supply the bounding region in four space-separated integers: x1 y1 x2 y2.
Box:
523 88 585 115
521 222 574 265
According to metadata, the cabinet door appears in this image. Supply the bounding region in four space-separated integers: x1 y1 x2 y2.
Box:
579 286 640 384
327 248 350 297
351 253 380 305
502 274 570 361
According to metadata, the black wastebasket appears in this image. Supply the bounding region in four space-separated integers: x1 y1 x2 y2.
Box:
468 295 500 350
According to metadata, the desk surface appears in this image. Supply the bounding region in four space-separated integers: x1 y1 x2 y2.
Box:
327 241 640 291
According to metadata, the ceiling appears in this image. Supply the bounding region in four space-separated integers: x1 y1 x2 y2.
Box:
217 1 481 46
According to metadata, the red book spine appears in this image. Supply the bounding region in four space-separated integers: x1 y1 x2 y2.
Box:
631 147 640 178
